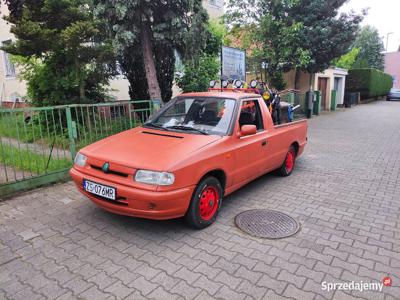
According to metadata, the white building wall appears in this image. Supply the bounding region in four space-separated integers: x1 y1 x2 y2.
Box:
0 5 27 105
203 0 225 19
108 76 130 100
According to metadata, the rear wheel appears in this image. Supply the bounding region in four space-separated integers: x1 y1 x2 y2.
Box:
278 145 296 176
185 176 222 229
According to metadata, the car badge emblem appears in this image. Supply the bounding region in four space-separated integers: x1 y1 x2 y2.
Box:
102 162 110 173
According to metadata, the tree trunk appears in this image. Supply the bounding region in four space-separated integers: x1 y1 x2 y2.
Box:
294 68 301 90
79 81 85 102
141 22 162 103
75 57 85 102
306 72 315 119
309 72 315 91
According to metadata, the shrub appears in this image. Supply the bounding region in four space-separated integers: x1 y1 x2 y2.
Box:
346 68 393 99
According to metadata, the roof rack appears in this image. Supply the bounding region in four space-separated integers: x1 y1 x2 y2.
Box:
208 88 261 94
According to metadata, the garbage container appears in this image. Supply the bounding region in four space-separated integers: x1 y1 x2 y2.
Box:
331 90 337 111
313 91 321 115
344 93 352 108
306 91 314 119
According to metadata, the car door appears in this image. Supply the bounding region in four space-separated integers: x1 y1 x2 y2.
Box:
232 99 268 184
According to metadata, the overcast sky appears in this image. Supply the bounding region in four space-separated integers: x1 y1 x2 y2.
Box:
340 0 400 52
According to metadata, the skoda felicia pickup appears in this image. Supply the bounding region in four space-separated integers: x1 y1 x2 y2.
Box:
70 92 308 228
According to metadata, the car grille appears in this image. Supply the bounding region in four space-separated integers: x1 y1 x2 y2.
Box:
90 165 129 178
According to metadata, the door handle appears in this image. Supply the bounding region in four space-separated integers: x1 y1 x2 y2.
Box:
261 140 267 146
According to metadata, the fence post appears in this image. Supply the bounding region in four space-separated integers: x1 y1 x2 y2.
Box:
128 103 133 128
66 106 76 161
149 100 155 115
288 93 295 105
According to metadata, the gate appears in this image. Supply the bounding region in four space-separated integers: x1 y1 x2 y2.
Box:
0 100 153 198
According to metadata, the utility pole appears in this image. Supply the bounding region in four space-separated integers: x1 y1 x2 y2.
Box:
386 32 394 52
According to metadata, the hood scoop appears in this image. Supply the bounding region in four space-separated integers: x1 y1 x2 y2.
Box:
141 131 183 139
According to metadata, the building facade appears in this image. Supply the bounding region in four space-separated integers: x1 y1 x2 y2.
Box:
313 68 348 109
283 67 348 110
384 52 400 89
203 0 225 19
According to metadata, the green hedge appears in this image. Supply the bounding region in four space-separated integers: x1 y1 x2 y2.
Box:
346 68 393 99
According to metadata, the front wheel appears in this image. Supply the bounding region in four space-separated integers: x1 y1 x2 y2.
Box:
278 146 296 176
185 176 222 229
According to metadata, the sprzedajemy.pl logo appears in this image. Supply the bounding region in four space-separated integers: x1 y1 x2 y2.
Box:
321 277 392 293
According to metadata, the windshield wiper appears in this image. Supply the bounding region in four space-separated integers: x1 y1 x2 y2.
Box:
144 123 167 131
166 125 209 135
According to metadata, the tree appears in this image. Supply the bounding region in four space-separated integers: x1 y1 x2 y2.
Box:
332 48 360 70
95 0 209 103
175 20 224 93
3 0 115 106
2 0 23 22
121 46 176 102
225 0 364 89
176 54 220 93
225 24 265 79
352 26 385 70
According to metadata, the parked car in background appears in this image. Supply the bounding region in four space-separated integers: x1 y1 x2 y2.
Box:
387 88 400 101
70 91 308 229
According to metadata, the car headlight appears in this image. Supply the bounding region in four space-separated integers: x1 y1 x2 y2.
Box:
74 152 87 167
135 170 175 186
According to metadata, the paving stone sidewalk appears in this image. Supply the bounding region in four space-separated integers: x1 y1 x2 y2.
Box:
0 101 399 300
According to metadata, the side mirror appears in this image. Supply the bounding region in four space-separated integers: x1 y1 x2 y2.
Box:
240 125 257 137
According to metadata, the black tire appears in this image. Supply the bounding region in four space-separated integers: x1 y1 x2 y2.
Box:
185 176 222 229
277 145 297 177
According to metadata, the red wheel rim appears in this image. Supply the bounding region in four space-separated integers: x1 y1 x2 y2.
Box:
285 149 295 173
199 186 219 221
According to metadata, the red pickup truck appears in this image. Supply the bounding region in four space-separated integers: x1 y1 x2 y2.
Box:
70 92 307 228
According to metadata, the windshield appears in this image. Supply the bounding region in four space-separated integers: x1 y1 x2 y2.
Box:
145 97 236 135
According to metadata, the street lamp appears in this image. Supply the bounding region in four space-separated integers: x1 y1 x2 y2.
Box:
386 32 394 52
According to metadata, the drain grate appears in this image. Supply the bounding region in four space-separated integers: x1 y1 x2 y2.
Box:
235 209 300 239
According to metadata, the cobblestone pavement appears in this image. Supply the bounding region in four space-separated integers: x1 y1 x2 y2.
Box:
1 101 399 300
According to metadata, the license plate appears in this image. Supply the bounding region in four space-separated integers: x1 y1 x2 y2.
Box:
83 180 116 200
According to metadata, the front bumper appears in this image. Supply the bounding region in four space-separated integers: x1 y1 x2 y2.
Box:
70 167 195 220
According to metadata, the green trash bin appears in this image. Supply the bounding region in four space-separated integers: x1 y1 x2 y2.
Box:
313 91 321 115
331 90 337 111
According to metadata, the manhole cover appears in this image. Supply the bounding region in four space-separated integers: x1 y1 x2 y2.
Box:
235 209 300 239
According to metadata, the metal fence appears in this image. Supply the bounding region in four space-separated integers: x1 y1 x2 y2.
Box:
0 100 153 198
344 92 360 108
